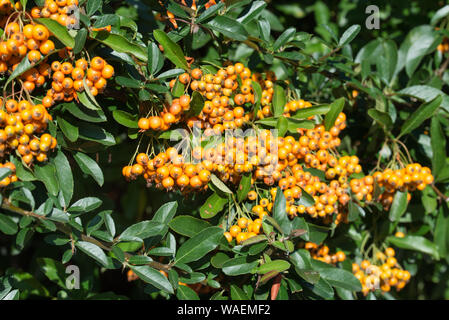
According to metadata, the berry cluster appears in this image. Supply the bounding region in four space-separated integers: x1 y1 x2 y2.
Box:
224 217 263 244
350 164 433 209
0 3 113 187
303 242 346 265
31 0 79 28
44 56 114 105
123 147 215 191
138 94 190 132
0 99 56 164
0 22 55 83
352 247 411 296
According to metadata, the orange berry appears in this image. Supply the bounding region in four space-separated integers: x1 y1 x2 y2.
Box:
138 118 150 130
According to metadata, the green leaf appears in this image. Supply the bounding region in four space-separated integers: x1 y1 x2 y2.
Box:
77 90 100 110
430 117 446 179
241 234 268 247
211 252 231 268
118 221 165 242
398 85 449 112
277 117 288 137
115 76 141 88
435 203 449 258
152 201 178 225
222 256 259 276
387 235 439 259
431 5 449 25
57 116 78 142
236 172 252 202
398 95 442 138
169 215 211 237
78 122 116 146
112 110 139 128
16 228 34 249
68 197 102 213
196 2 225 23
37 258 66 288
86 0 102 16
76 241 109 267
338 24 361 46
236 1 267 24
4 57 31 94
153 29 189 70
272 85 286 117
210 174 233 194
73 28 88 54
230 285 249 300
92 31 147 62
171 79 184 98
0 167 11 181
155 68 185 80
147 247 174 256
147 42 163 75
53 150 74 207
324 97 345 131
64 102 107 122
206 15 248 41
258 260 291 274
273 27 296 51
179 272 205 284
367 108 393 131
185 91 204 117
293 104 331 119
200 192 228 219
35 18 75 47
177 284 200 300
348 200 365 222
175 227 224 264
34 163 59 196
252 80 263 116
376 39 398 85
0 214 18 235
130 265 174 294
297 187 315 207
127 255 153 265
257 18 271 42
73 152 104 186
311 260 362 292
403 26 439 77
273 187 291 235
307 223 329 244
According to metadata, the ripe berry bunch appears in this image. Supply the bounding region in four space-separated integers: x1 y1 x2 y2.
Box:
138 94 190 131
0 21 55 80
224 217 263 244
43 56 114 105
0 161 17 187
350 164 434 209
257 98 312 119
122 148 213 192
352 247 411 296
303 242 346 265
31 0 79 27
0 99 56 164
138 62 275 134
185 63 265 132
